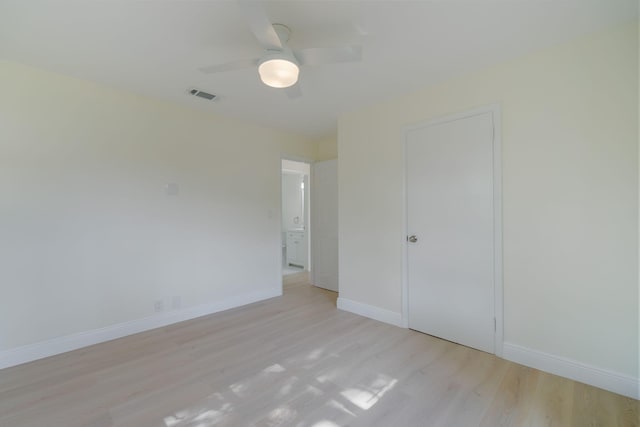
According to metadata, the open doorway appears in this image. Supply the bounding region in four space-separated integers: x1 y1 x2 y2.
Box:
281 159 311 277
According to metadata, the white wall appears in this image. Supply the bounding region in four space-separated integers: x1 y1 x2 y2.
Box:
338 20 639 390
315 134 338 161
311 159 339 292
0 60 316 356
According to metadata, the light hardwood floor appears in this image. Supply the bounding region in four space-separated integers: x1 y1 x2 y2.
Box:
0 273 637 427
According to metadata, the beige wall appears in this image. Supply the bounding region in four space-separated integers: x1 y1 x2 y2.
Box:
315 134 338 161
338 22 639 379
0 61 316 352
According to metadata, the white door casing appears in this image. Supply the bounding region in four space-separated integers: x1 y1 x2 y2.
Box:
403 105 503 355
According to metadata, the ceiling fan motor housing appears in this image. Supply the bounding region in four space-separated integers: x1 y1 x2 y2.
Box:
258 47 300 88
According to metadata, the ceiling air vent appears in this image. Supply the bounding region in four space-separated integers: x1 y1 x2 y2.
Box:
188 88 217 101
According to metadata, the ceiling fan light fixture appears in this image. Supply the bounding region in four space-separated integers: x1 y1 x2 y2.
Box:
258 53 299 88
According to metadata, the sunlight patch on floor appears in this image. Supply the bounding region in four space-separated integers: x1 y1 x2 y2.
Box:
340 374 398 410
327 398 357 416
229 381 248 397
267 404 297 424
306 348 324 361
162 363 398 425
229 363 288 398
278 376 299 397
311 420 341 427
163 402 232 426
315 374 330 384
264 363 286 373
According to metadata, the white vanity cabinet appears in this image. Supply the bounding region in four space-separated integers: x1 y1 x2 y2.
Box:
286 230 306 268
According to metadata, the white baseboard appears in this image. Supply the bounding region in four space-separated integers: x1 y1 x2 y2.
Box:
503 342 639 399
0 287 281 370
337 297 403 327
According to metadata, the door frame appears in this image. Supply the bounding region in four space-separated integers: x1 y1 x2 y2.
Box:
400 104 503 357
279 154 313 292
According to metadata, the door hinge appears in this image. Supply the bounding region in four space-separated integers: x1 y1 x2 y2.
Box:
494 317 497 331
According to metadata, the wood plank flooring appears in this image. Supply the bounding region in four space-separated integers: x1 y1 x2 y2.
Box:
0 273 637 426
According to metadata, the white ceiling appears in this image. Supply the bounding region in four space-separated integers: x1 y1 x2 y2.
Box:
0 1 636 139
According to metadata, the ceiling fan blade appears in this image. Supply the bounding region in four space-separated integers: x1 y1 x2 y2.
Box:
199 58 259 74
285 84 302 99
294 46 362 66
237 0 282 50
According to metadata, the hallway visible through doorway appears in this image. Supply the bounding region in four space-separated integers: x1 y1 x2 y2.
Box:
281 159 310 278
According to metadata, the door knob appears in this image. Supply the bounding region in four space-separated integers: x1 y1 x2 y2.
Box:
408 235 418 243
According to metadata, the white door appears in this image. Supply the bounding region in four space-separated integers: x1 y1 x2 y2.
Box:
311 159 338 292
406 111 496 354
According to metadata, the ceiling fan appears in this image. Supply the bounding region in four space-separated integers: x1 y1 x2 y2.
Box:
199 0 363 98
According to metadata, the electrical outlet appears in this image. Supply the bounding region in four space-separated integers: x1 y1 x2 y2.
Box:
154 300 164 312
172 296 182 310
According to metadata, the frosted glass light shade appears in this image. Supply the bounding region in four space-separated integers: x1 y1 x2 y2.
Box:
258 58 299 88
